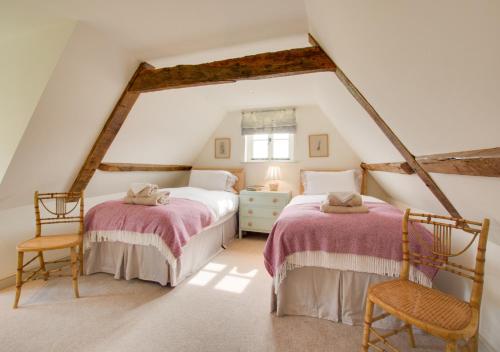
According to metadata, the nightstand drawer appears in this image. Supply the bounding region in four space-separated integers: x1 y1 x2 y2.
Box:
239 194 289 208
240 205 282 219
239 216 277 232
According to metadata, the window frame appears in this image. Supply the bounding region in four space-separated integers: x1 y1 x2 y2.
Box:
244 133 295 162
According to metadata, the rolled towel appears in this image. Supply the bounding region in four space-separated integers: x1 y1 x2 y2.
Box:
124 191 170 206
327 192 362 207
320 200 368 214
127 183 159 198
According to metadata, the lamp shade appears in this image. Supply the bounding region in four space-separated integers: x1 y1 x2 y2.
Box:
266 166 281 181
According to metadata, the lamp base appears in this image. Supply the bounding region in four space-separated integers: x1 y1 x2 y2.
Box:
269 183 279 192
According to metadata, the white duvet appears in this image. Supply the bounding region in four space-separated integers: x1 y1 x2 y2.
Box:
163 186 239 220
288 194 385 207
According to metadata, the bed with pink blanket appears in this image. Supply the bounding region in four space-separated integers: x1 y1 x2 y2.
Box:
264 194 437 328
84 187 239 286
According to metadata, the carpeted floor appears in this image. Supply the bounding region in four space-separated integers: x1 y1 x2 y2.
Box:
0 236 443 352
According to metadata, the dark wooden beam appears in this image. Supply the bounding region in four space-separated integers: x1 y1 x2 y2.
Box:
308 34 461 217
361 162 414 175
69 62 154 193
129 46 336 93
363 147 500 177
98 163 192 172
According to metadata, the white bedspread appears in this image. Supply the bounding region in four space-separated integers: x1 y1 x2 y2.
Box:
288 194 385 207
163 187 239 220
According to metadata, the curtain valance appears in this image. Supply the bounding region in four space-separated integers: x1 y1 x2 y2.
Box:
241 108 296 135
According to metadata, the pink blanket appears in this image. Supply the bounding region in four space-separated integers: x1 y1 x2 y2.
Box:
263 201 437 282
85 199 215 259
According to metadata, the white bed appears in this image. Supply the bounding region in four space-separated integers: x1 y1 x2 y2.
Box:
84 169 244 286
272 194 402 328
269 169 412 329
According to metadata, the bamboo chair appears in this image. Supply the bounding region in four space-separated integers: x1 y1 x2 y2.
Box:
13 191 84 308
361 209 489 352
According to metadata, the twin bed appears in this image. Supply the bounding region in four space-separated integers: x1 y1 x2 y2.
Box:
84 168 244 286
264 169 436 328
83 167 434 329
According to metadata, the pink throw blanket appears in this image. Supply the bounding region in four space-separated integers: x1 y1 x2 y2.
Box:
85 198 215 260
264 202 437 283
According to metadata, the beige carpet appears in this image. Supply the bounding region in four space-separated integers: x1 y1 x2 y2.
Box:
0 236 443 352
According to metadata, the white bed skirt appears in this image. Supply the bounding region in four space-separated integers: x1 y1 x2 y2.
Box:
271 266 402 329
84 213 237 286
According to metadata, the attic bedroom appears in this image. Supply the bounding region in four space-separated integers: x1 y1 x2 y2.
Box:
1 1 499 351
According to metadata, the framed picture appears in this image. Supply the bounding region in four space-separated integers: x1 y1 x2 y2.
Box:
309 134 329 157
214 138 231 159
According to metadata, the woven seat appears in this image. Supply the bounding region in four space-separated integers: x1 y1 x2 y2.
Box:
17 234 81 252
369 280 474 332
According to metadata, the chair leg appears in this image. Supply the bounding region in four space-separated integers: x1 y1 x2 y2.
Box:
445 341 457 352
469 332 478 352
70 246 79 298
361 298 374 351
38 251 48 280
13 251 24 309
78 244 84 276
406 323 416 348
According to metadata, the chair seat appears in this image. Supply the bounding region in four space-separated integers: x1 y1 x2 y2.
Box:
369 280 475 335
17 234 82 252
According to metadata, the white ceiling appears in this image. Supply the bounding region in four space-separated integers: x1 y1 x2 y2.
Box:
11 0 308 59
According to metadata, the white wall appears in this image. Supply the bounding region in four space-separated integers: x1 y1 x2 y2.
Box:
194 105 388 198
0 23 139 210
306 0 500 348
0 20 75 183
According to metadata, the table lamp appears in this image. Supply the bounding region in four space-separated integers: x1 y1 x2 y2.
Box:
266 166 281 191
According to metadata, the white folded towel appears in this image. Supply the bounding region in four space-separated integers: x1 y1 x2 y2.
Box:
326 192 362 207
127 183 159 198
320 200 368 214
124 191 170 206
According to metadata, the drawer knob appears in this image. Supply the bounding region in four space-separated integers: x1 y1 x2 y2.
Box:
249 197 254 202
248 209 253 215
248 221 252 227
272 211 278 216
272 198 278 203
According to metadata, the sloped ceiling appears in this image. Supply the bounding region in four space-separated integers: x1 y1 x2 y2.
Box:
306 0 500 243
14 0 308 59
0 3 75 183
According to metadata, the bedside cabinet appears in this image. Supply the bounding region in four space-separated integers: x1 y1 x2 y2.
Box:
238 190 291 239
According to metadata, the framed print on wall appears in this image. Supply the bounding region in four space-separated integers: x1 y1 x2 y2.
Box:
214 138 231 159
309 134 329 157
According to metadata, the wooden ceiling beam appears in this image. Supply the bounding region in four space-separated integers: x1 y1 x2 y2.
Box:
98 163 192 172
308 34 462 217
69 62 154 193
363 147 500 177
70 44 335 193
129 46 336 93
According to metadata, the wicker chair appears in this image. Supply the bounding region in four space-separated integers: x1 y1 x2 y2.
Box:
361 209 489 352
13 191 84 308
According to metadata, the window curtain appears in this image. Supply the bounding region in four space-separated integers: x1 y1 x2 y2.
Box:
241 108 296 135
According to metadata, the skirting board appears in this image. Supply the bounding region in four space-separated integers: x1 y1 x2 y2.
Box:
0 255 70 291
480 336 497 352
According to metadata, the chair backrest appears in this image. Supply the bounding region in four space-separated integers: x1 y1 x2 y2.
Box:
401 209 489 309
34 191 84 237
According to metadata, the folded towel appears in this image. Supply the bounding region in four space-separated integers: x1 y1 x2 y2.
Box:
320 201 369 214
327 192 362 207
127 183 159 198
124 191 170 206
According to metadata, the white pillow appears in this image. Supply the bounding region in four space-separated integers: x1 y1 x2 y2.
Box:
303 170 359 195
188 170 237 192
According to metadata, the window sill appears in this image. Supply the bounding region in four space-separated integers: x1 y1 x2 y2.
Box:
241 160 298 164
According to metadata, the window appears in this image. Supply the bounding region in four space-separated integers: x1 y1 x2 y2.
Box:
245 133 294 161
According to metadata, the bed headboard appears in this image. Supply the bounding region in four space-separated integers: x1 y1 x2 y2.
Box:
191 167 245 193
299 168 367 195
